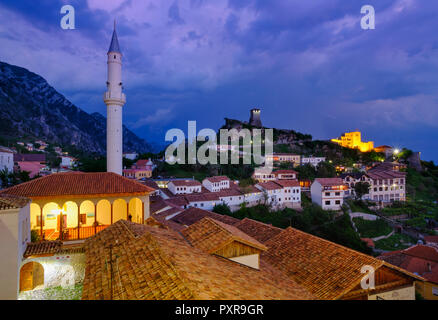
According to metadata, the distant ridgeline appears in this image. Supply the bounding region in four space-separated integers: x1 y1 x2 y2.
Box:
0 61 152 155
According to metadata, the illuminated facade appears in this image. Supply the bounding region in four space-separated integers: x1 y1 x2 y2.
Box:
331 131 374 153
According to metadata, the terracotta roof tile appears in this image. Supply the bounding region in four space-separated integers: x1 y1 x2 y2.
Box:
82 220 314 300
169 180 201 187
0 172 154 199
263 227 384 300
257 181 283 190
235 218 283 244
204 176 231 183
181 217 267 254
0 194 30 211
273 179 300 188
24 241 63 257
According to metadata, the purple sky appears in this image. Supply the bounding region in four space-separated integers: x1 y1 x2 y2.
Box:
1 0 437 161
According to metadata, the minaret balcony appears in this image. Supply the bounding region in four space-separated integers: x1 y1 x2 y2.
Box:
103 92 126 105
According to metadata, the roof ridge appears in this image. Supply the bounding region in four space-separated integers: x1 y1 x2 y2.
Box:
204 217 267 251
240 217 283 231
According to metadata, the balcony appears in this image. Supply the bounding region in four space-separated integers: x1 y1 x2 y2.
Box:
103 92 126 104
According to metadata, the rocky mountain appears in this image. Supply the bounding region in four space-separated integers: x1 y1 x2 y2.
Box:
0 61 152 155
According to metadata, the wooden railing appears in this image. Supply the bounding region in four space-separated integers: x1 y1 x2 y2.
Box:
43 225 109 241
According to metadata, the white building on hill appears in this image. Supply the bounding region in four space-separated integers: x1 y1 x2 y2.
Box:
311 178 347 211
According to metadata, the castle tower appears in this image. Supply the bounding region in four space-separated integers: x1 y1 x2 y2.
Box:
249 108 262 127
104 21 126 175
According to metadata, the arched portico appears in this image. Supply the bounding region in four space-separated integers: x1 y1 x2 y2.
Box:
30 195 149 241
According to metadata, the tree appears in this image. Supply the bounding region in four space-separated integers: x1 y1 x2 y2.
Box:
213 203 232 215
354 182 370 200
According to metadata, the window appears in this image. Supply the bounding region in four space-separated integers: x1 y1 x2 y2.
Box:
325 200 331 205
335 192 340 196
325 192 330 196
433 287 438 296
335 200 341 205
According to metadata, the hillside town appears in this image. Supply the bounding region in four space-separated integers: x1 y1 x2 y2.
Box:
1 11 438 304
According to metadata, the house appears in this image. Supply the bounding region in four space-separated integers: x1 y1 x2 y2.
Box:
25 143 34 152
255 180 301 208
272 179 301 209
367 170 406 203
340 166 406 203
202 176 231 192
340 172 373 199
168 180 202 195
123 159 153 180
16 162 46 178
255 181 283 206
0 194 31 299
265 153 301 167
331 131 374 152
273 170 298 180
60 155 77 169
252 168 298 182
311 178 347 210
184 193 220 210
239 185 264 207
0 147 14 173
379 245 438 300
0 172 154 242
301 156 326 167
215 188 245 210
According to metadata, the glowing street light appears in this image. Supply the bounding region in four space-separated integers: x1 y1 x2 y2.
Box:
393 148 400 155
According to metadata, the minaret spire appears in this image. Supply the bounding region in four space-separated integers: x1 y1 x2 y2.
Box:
108 19 121 54
104 21 126 175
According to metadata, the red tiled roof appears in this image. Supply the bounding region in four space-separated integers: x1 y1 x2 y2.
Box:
204 176 230 183
425 236 438 244
273 179 300 188
184 193 220 202
24 241 62 257
182 217 267 253
378 245 438 284
257 181 283 190
235 218 283 244
263 227 385 300
215 188 243 198
0 172 154 199
0 194 30 211
169 180 201 187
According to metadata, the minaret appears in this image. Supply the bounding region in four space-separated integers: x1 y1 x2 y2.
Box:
104 21 126 175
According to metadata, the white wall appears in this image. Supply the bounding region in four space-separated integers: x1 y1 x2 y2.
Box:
0 151 13 173
0 204 30 300
310 181 323 207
